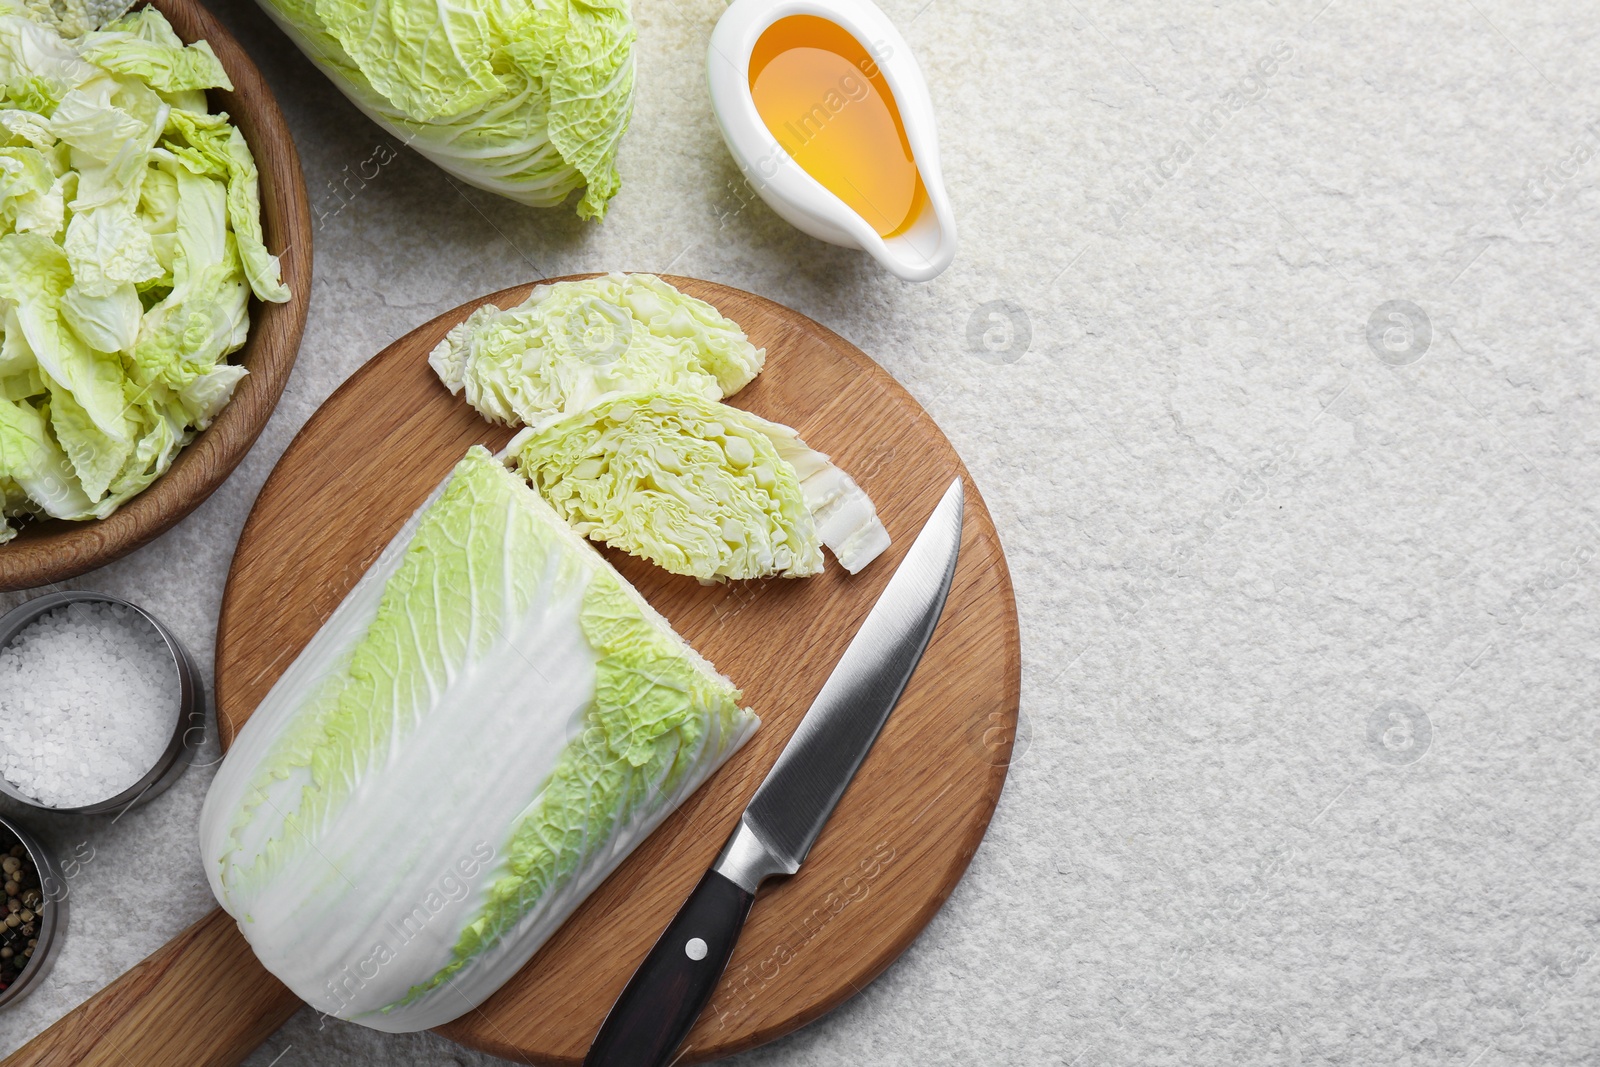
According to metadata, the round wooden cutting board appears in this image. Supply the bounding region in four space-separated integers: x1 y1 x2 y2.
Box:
213 276 1020 1063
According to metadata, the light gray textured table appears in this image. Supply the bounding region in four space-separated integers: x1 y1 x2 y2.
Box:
5 0 1600 1062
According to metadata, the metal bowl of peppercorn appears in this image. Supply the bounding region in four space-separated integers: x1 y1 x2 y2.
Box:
0 814 64 1007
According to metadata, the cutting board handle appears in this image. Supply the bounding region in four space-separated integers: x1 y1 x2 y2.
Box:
6 907 299 1067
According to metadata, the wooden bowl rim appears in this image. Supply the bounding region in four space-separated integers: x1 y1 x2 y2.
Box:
0 0 313 591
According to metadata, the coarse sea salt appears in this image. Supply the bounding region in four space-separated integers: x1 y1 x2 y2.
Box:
0 602 179 808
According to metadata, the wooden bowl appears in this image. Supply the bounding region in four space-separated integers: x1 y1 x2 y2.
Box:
0 0 312 591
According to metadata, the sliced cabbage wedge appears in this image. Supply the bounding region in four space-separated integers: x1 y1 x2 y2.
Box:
430 274 888 582
511 391 890 581
429 273 765 428
199 445 757 1032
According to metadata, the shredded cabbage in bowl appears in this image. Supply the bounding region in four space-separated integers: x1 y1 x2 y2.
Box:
0 0 289 544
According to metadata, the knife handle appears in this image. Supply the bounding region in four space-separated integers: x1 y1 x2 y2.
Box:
584 869 754 1067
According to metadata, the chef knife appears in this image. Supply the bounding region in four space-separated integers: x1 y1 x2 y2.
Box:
584 476 965 1067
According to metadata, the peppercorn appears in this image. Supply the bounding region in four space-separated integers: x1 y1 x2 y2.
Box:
0 832 43 985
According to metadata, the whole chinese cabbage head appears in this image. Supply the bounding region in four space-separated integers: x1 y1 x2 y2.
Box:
256 0 635 219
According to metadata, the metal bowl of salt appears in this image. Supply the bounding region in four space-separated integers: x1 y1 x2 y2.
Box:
0 591 204 816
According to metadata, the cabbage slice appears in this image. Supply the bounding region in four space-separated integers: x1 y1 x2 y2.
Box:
511 391 890 581
199 445 757 1032
429 272 765 428
430 274 889 581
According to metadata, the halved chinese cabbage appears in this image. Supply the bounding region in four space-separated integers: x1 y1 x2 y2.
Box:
429 273 765 428
510 391 890 581
198 445 757 1032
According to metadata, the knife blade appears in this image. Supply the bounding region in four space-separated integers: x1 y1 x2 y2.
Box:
583 476 965 1067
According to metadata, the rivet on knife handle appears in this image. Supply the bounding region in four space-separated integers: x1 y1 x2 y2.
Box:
582 869 754 1067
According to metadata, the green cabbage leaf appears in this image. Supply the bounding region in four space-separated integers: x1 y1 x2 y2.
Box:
80 9 233 92
0 392 91 528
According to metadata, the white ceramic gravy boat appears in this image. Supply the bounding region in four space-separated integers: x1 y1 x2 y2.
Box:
708 0 957 282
